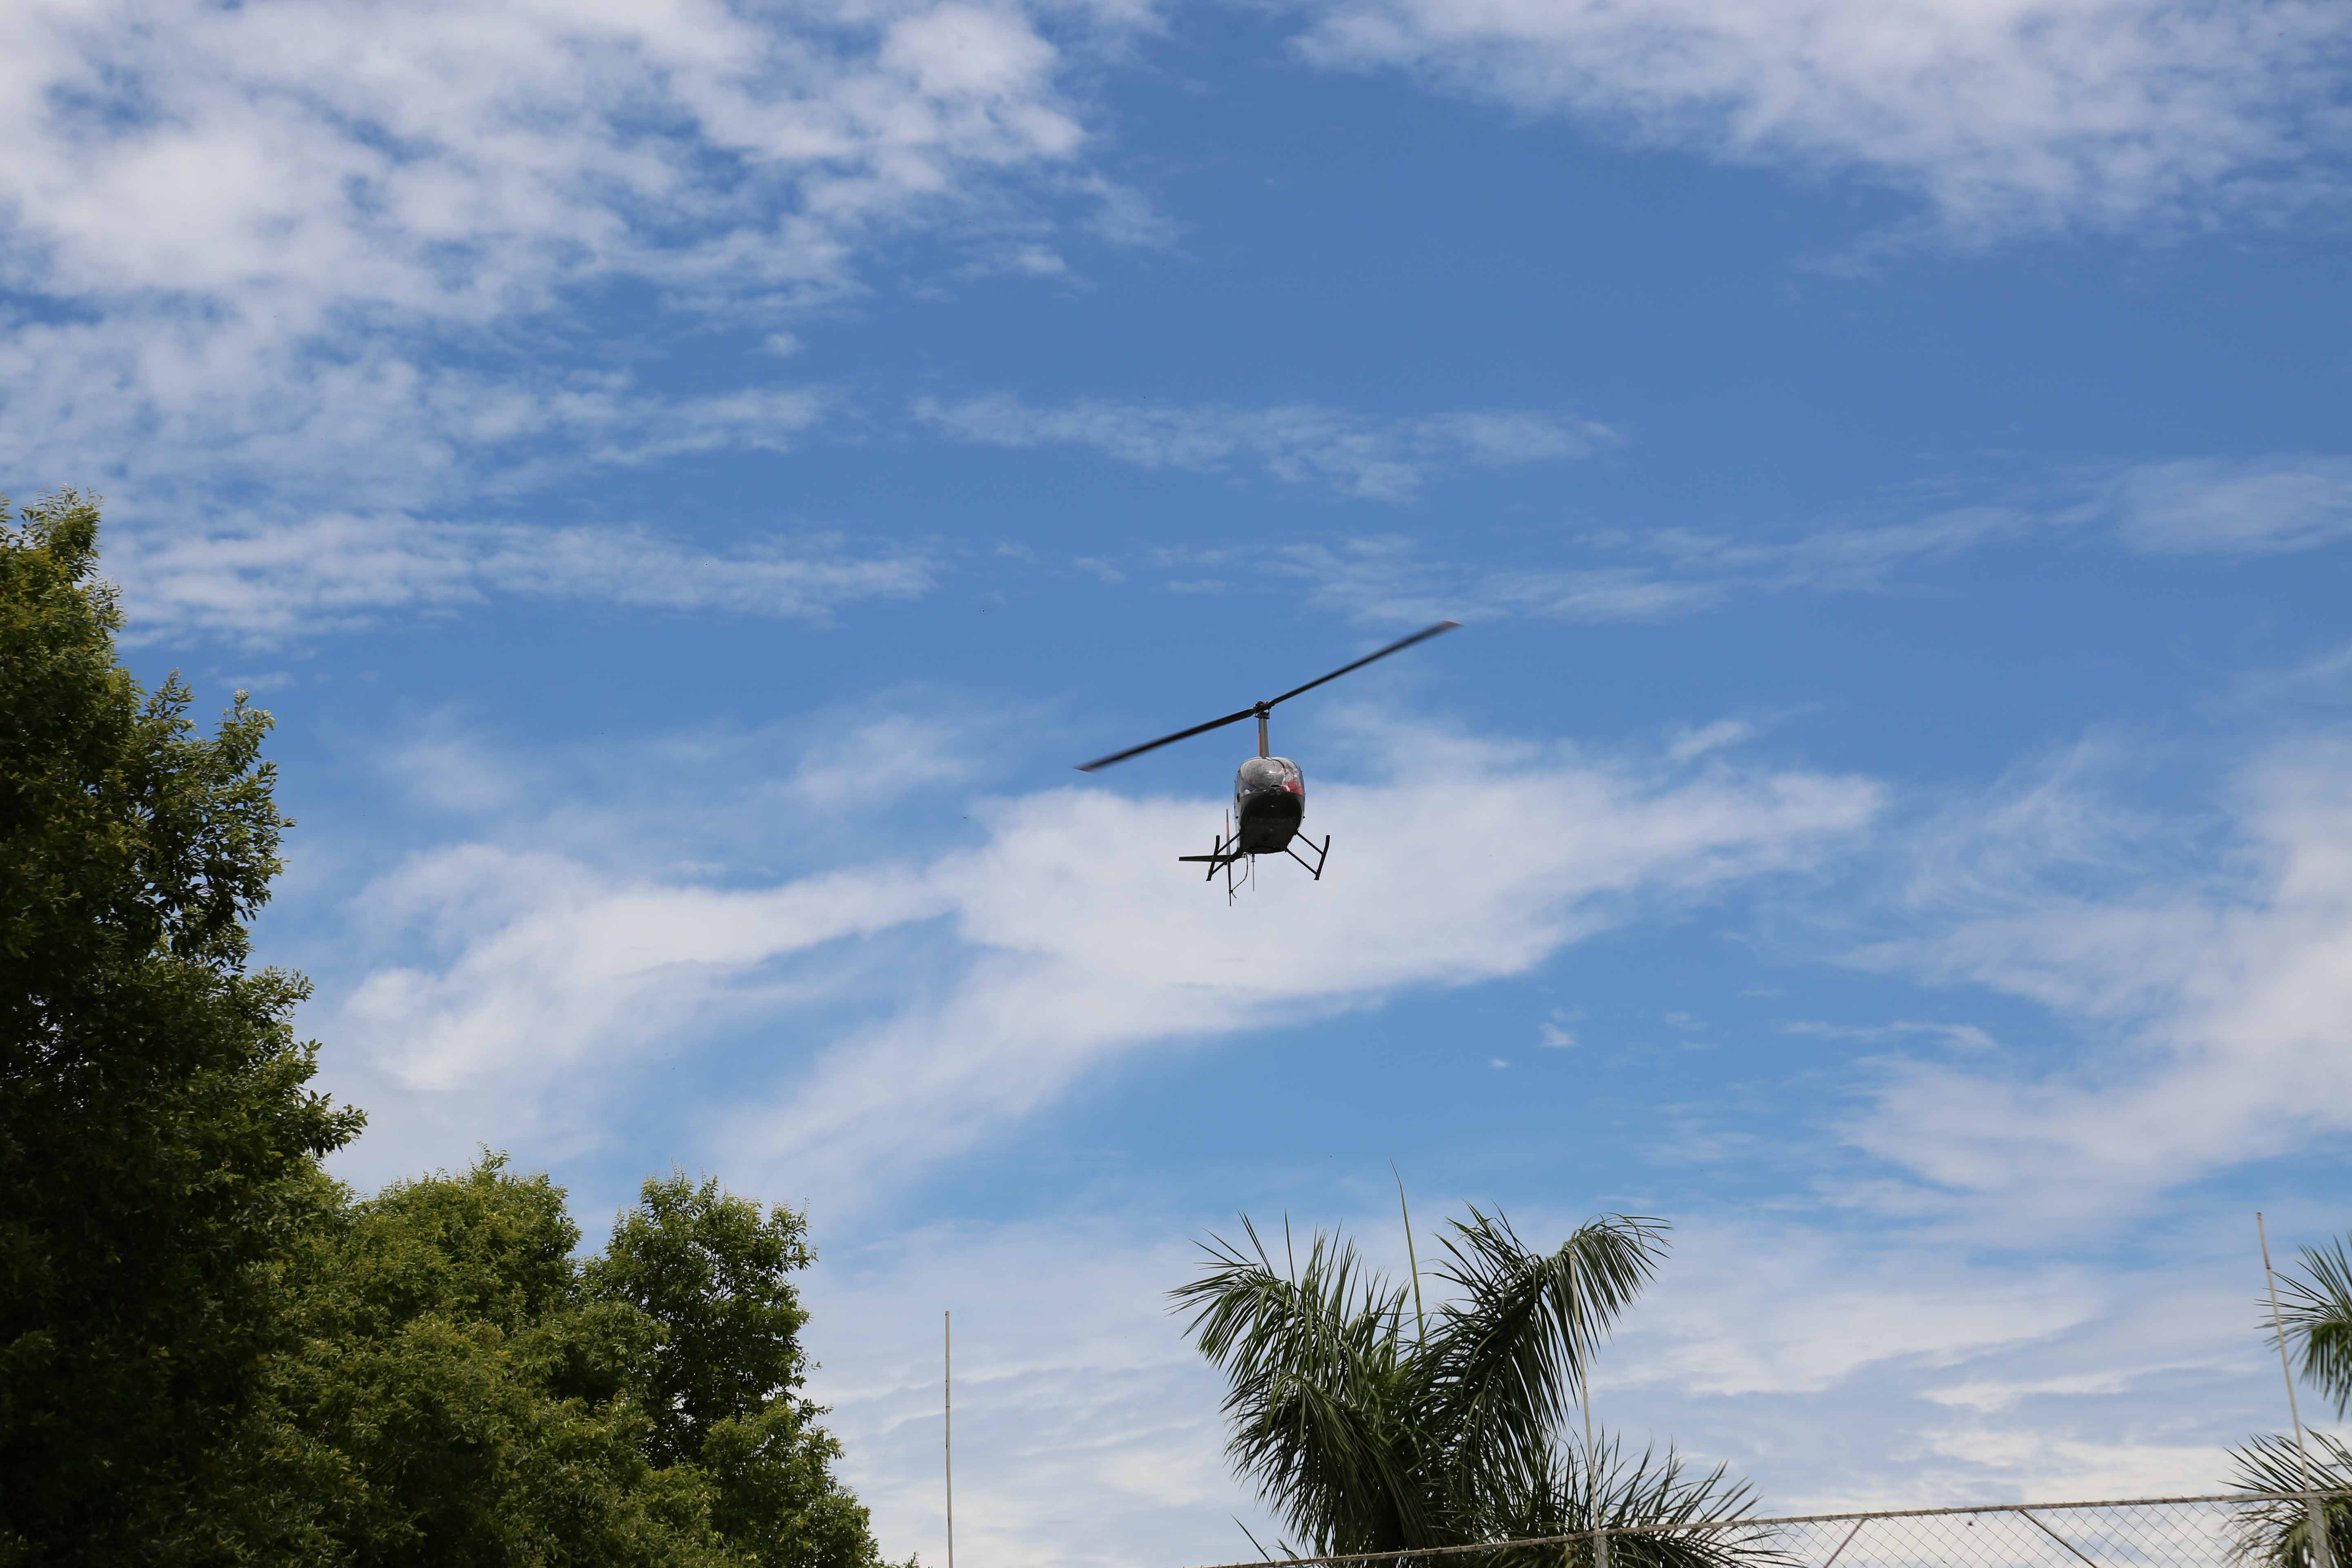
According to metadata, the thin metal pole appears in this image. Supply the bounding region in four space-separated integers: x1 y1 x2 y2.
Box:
2261 1213 2334 1568
1818 1519 1868 1568
945 1310 955 1568
2017 1509 2099 1568
1581 1364 1608 1568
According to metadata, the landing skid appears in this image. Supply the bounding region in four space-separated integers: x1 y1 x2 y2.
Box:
1284 834 1330 880
1178 830 1331 902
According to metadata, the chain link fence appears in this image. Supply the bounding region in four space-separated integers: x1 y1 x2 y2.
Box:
1191 1491 2352 1568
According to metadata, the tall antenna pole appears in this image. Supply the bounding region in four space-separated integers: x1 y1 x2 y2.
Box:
2260 1213 2334 1568
1582 1361 1609 1568
944 1310 956 1568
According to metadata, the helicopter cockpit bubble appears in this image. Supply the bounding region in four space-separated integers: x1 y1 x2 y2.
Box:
1235 756 1303 797
1233 755 1306 855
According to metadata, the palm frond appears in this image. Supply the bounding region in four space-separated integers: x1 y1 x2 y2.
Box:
1177 1203 1764 1568
1419 1209 1670 1479
1468 1432 1787 1568
2276 1241 2352 1418
2227 1431 2352 1566
1173 1216 1435 1553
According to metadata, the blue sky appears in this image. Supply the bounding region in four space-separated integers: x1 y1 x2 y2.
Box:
9 0 2352 1560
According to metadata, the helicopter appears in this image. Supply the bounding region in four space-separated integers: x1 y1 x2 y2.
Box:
1076 620 1460 890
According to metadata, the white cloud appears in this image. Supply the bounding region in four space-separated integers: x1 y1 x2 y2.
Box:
1841 737 2352 1228
2110 457 2352 555
1640 508 2039 581
1140 458 2352 632
1668 719 1759 762
100 513 931 644
6 0 1104 327
2 0 1142 592
1291 0 2352 236
797 1215 1261 1568
1238 509 2033 627
787 715 990 809
1780 1018 1999 1051
323 726 1880 1207
913 393 1618 499
1315 552 1731 622
0 326 837 510
1584 1210 2276 1508
1921 1368 2172 1412
1620 1221 2100 1402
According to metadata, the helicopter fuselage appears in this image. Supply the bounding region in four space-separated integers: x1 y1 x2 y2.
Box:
1079 618 1457 892
1233 755 1305 854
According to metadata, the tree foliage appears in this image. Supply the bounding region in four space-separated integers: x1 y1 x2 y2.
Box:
1172 1207 1780 1568
1 494 898 1568
2229 1433 2352 1568
2270 1238 2352 1419
259 1158 896 1568
1 491 365 1563
587 1176 888 1568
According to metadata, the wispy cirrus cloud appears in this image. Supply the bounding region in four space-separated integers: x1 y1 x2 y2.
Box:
1121 455 2352 628
78 427 2352 648
2108 457 2352 555
105 514 932 645
1838 734 2352 1229
1291 0 2352 238
1157 506 2035 626
321 720 1879 1207
1273 538 1728 621
913 393 1618 499
2 339 838 513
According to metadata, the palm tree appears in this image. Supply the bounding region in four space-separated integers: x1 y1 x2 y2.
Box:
2230 1433 2352 1568
2232 1236 2352 1567
1171 1206 1780 1568
2274 1239 2352 1417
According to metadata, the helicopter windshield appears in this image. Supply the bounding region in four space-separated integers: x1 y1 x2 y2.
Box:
1236 757 1303 795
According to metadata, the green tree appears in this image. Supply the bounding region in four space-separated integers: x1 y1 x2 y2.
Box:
1 495 898 1568
1172 1208 1778 1568
0 492 365 1564
589 1174 818 1470
587 1174 891 1568
264 1156 729 1566
261 1156 897 1568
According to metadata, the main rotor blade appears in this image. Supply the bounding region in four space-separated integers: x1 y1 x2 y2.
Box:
1075 705 1259 772
1263 619 1460 709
